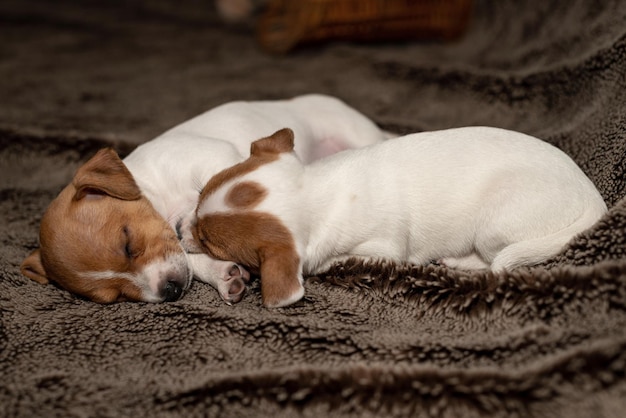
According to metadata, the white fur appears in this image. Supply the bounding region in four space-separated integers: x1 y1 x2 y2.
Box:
200 126 607 304
122 94 387 301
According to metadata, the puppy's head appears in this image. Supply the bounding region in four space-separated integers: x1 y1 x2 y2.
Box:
21 148 191 303
195 128 304 307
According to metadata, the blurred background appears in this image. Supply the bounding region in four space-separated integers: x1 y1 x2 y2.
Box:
1 0 624 147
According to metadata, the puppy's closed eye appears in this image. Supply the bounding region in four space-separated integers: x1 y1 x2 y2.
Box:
123 227 139 259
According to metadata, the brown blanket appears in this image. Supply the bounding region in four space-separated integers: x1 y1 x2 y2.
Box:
2 1 626 417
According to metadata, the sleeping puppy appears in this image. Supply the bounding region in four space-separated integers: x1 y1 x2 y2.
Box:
20 95 388 304
194 127 608 308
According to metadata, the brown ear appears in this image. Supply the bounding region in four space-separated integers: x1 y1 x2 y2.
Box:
250 128 295 157
260 247 304 308
21 249 49 285
72 148 142 201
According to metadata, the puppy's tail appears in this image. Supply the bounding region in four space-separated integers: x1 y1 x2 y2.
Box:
491 201 607 272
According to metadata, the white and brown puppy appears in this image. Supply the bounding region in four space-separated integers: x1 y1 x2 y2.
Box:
20 95 388 304
195 127 608 308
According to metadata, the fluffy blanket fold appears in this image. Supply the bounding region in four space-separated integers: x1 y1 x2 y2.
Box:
2 0 626 417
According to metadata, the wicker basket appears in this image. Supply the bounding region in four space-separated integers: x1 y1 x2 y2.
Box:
257 0 473 53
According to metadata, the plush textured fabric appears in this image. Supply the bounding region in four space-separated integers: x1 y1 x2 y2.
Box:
2 0 626 417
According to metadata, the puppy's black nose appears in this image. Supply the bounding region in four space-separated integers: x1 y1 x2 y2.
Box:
164 281 183 302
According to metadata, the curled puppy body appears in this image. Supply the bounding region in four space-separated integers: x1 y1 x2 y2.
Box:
21 95 388 303
195 127 607 308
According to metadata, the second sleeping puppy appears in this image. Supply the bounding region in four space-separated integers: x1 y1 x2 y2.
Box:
194 127 607 308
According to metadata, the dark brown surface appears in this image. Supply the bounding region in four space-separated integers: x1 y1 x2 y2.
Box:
2 0 626 416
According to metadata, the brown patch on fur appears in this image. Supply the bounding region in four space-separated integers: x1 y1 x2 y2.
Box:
195 210 303 307
226 181 267 209
199 128 294 205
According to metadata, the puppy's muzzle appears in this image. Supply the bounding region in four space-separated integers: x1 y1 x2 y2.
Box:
160 259 192 302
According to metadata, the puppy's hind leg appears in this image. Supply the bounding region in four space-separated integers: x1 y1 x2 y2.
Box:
490 206 606 272
439 253 490 271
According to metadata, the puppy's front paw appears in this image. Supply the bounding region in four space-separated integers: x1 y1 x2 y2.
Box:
187 254 251 304
218 264 251 305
